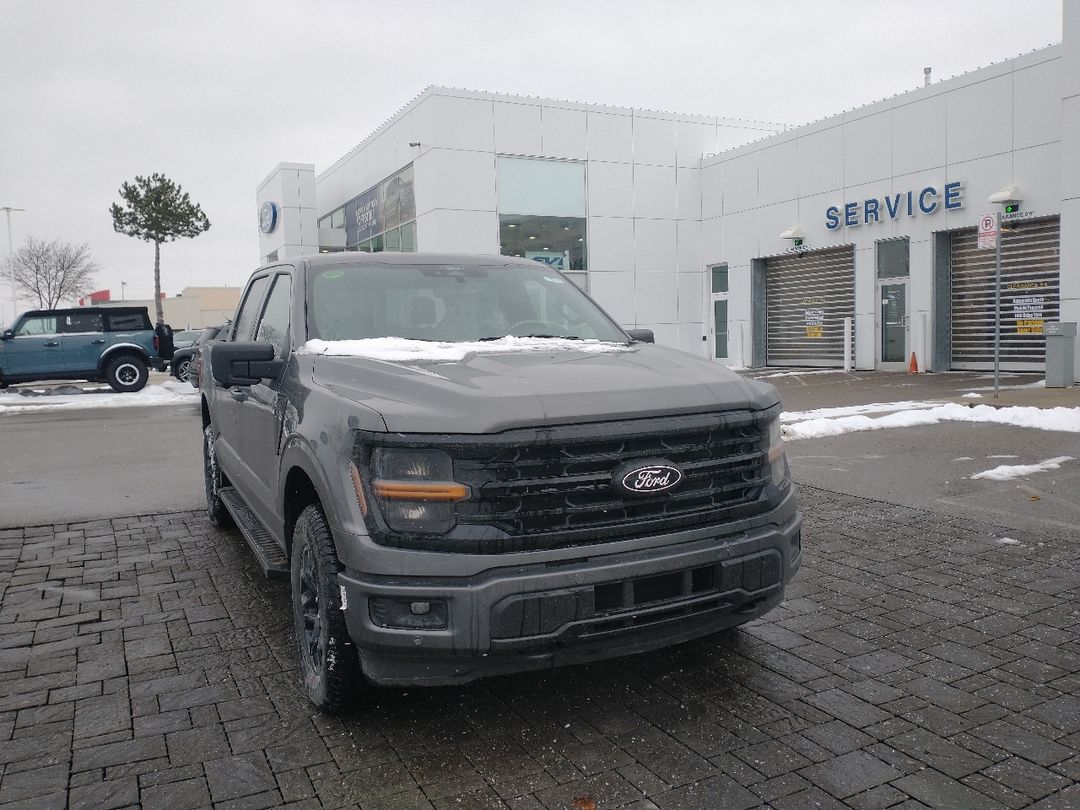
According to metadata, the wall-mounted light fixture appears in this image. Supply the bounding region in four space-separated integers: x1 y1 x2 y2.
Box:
779 224 807 248
408 141 421 147
988 184 1022 208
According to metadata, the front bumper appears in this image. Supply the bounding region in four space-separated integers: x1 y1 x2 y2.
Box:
338 491 802 686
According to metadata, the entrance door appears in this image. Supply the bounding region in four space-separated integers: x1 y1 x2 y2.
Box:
878 280 908 369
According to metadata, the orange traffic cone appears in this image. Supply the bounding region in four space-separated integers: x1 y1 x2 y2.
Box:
907 352 919 374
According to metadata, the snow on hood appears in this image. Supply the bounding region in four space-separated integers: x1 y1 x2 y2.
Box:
299 336 634 362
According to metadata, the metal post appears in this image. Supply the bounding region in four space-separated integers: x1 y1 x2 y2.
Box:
2 206 25 325
994 211 1002 398
843 317 852 372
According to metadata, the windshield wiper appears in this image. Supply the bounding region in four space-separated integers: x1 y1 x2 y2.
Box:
477 334 581 341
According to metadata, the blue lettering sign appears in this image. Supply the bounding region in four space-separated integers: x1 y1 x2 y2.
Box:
844 202 859 227
944 181 963 210
824 180 963 228
918 187 938 214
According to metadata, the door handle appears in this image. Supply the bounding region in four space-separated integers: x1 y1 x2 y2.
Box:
91 338 106 344
230 388 248 402
44 341 60 347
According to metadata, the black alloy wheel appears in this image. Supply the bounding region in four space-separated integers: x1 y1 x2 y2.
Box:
290 504 360 713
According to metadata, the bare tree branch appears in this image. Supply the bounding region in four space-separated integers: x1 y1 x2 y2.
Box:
2 236 98 310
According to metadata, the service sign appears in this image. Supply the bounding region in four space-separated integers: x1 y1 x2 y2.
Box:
826 182 963 230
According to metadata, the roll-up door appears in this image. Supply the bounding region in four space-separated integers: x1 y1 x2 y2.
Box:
765 245 855 367
950 216 1060 371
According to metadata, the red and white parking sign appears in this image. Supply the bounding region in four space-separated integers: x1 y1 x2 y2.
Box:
977 213 998 249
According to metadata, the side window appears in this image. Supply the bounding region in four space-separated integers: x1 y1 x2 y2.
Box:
232 276 271 341
254 274 292 358
15 316 57 336
107 312 147 331
60 312 104 334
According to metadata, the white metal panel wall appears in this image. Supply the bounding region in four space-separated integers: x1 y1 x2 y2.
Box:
765 245 855 367
950 216 1060 370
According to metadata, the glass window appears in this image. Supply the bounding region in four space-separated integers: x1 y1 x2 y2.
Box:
400 221 417 252
497 157 586 217
318 214 332 230
877 238 909 278
499 215 587 271
60 312 104 333
383 227 401 252
255 274 292 358
107 312 148 331
307 262 625 344
713 299 728 359
233 275 271 341
711 265 729 293
330 208 345 229
15 316 57 336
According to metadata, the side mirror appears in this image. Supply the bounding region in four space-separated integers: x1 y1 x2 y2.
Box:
626 328 655 344
211 341 285 387
0 329 13 340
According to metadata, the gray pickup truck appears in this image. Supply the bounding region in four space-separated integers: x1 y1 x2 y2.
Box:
200 253 800 712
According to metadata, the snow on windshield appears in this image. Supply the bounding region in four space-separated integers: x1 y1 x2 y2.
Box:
299 336 634 362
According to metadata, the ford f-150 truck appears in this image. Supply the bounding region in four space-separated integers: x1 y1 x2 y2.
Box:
200 253 800 712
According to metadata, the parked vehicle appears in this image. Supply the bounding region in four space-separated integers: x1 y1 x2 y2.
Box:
172 329 204 352
0 306 166 392
171 325 223 384
200 253 800 712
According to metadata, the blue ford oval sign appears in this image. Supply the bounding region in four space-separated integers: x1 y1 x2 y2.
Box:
614 460 683 496
259 201 278 234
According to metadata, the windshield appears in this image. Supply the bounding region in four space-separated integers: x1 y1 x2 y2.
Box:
307 262 627 343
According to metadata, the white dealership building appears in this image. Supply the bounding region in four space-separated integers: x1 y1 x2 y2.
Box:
258 7 1079 376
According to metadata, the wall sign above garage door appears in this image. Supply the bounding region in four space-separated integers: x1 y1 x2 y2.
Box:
765 245 855 367
826 182 963 229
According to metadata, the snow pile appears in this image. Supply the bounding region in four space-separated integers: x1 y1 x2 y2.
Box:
0 381 198 414
782 401 1080 441
300 336 634 362
756 369 849 379
971 456 1073 482
962 392 982 399
996 537 1021 545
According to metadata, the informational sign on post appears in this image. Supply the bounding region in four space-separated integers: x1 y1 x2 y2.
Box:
977 213 998 250
804 308 824 338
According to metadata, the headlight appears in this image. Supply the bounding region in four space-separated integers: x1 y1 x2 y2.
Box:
766 418 789 488
370 448 470 534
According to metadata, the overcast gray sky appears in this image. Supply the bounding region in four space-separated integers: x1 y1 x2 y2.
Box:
0 0 1063 315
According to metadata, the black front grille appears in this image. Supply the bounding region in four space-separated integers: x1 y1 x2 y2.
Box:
356 408 779 552
454 410 772 543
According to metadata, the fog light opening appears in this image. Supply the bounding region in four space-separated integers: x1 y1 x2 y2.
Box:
370 597 448 630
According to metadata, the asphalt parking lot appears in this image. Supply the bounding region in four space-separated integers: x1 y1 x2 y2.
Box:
2 485 1078 809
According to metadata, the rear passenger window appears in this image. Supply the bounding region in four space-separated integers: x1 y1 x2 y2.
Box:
232 276 271 341
61 313 104 333
107 313 146 331
255 275 291 358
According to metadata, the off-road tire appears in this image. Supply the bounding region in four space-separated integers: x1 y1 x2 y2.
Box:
202 424 234 528
291 504 360 713
104 354 148 393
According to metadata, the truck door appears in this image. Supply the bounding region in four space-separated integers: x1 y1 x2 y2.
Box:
58 311 106 372
213 274 271 488
236 272 293 532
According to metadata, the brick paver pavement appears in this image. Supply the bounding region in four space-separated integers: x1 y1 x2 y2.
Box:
1 486 1078 809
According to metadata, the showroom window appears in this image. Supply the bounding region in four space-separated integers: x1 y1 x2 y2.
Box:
329 165 417 254
497 157 587 288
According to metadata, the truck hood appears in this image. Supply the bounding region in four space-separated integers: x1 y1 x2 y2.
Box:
312 344 777 434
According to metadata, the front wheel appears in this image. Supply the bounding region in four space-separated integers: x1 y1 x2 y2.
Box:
291 504 360 713
104 354 148 393
202 424 233 528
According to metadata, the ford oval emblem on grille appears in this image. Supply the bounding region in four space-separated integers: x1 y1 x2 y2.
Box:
613 459 683 496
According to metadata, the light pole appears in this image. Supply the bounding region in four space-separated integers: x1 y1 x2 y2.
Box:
2 206 26 324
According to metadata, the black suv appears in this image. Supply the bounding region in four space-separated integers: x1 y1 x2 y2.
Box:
201 254 800 712
0 306 165 391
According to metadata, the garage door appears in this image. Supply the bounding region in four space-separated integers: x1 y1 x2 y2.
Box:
765 245 855 367
950 216 1060 370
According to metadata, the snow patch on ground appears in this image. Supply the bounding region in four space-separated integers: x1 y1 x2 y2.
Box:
782 401 941 423
782 402 1080 441
0 381 197 414
996 537 1021 545
970 456 1073 482
962 392 982 399
299 336 633 362
986 454 1018 459
951 457 974 462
